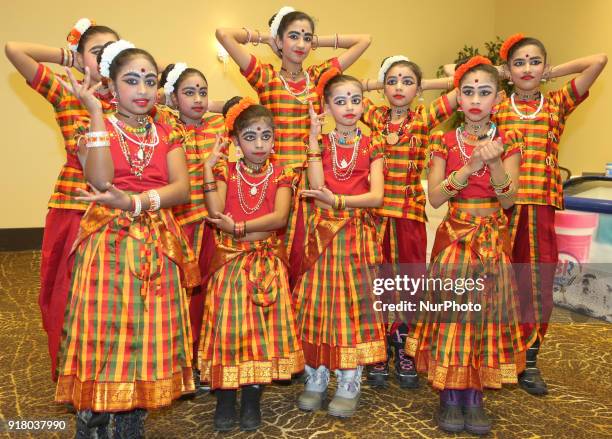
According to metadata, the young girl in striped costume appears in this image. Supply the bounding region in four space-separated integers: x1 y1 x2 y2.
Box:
494 34 607 395
295 71 386 418
360 56 457 389
55 41 198 437
5 18 119 381
199 97 304 432
157 63 226 391
407 56 525 435
215 6 371 287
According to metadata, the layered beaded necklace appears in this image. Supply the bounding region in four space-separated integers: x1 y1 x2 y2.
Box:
329 128 361 181
108 114 159 178
235 159 274 214
278 71 311 104
510 91 544 120
382 108 413 145
455 122 497 177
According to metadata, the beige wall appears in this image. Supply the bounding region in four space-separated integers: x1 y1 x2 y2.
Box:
0 0 608 228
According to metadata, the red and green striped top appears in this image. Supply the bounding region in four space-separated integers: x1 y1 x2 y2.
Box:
362 95 453 221
492 79 588 209
155 106 226 225
28 63 114 210
242 55 341 168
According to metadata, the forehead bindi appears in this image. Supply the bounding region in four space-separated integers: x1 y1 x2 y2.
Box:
286 19 313 35
514 45 544 60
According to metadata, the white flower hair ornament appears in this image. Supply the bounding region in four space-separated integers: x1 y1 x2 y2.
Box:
98 40 136 79
269 6 296 38
67 18 95 52
378 55 411 84
163 63 189 97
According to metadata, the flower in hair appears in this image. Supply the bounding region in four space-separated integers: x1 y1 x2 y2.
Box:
315 66 341 99
67 18 95 52
378 55 410 83
500 33 525 61
453 55 492 88
98 40 135 78
164 62 188 97
226 97 257 132
269 6 296 38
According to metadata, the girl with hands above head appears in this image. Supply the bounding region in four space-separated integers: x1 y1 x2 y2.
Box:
4 18 119 382
494 34 607 396
216 5 372 287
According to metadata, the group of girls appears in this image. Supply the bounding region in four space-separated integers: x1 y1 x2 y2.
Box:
5 5 606 437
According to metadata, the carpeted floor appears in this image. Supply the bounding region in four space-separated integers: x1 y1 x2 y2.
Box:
0 250 610 438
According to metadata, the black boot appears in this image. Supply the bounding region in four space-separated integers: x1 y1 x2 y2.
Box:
519 338 548 395
391 324 419 388
462 389 491 435
113 409 146 439
240 385 262 431
366 341 391 388
76 410 111 439
214 389 237 432
437 390 464 433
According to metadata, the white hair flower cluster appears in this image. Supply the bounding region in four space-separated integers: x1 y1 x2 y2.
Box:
163 63 188 97
269 6 296 38
98 40 135 79
378 55 411 83
67 18 94 52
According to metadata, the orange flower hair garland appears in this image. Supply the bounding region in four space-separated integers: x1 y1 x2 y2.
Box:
225 97 257 132
453 56 493 88
499 33 525 61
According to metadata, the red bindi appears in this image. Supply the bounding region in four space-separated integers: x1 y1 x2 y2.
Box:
475 78 479 83
141 68 145 72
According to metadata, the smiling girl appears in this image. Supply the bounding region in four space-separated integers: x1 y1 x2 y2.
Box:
216 6 372 287
54 41 198 437
199 97 303 432
494 34 607 395
407 56 525 435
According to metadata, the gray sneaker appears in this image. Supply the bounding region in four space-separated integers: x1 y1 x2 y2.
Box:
298 365 329 411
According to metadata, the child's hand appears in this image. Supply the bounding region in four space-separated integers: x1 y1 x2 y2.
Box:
57 66 102 115
300 185 335 207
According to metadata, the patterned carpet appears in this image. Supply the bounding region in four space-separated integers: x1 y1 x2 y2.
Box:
0 250 610 438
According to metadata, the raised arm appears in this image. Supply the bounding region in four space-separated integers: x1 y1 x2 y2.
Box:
549 53 608 97
5 41 65 83
215 28 255 72
315 34 371 71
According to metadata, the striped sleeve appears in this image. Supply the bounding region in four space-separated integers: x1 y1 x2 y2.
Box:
420 94 453 131
361 97 387 128
276 166 299 189
370 134 386 162
428 131 447 161
27 63 66 108
213 160 229 183
167 125 185 152
308 57 342 82
501 129 524 160
550 78 589 119
242 55 274 94
153 105 180 126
